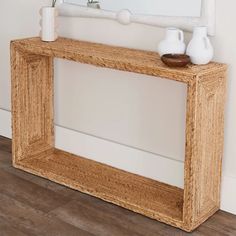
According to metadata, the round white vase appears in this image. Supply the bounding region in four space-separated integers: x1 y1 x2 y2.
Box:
186 26 214 65
158 28 186 56
40 7 58 42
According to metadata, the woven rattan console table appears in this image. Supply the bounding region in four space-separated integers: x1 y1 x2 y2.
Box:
11 37 227 232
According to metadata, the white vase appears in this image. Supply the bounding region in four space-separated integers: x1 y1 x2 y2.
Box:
186 26 214 65
158 28 186 56
40 7 58 42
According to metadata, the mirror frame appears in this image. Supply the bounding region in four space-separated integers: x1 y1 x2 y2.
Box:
56 0 215 36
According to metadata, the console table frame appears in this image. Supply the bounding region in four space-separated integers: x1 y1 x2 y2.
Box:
11 37 227 232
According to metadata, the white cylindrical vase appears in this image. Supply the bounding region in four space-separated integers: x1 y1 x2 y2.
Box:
40 7 58 42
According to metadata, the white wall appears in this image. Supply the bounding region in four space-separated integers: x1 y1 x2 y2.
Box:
1 0 236 214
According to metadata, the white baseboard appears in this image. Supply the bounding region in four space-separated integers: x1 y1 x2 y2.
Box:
0 109 11 139
0 108 235 215
221 175 236 215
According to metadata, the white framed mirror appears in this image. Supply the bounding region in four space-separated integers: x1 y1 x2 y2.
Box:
56 0 215 35
63 0 202 17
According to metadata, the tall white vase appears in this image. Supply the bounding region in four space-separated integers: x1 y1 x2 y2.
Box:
158 28 186 56
40 7 58 42
186 26 214 65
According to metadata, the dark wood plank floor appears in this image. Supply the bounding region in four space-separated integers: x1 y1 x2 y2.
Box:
0 136 236 236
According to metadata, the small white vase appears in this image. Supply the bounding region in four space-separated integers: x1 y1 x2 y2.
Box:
158 28 186 56
40 7 58 42
186 26 214 65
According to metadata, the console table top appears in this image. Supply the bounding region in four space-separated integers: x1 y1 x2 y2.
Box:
11 37 226 84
